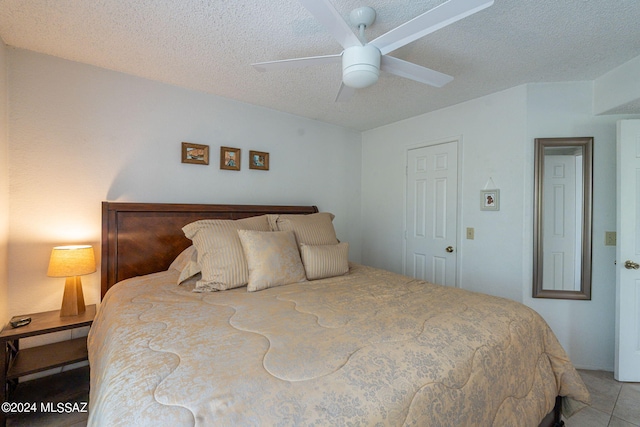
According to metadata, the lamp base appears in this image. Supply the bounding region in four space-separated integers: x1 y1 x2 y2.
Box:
60 276 86 317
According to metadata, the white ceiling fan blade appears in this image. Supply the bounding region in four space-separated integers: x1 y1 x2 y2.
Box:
252 53 341 72
298 0 362 48
370 0 494 55
335 83 355 102
381 55 453 88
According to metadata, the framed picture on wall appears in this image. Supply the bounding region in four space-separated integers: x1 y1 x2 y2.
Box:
181 142 209 165
249 150 269 171
220 146 241 171
480 189 500 211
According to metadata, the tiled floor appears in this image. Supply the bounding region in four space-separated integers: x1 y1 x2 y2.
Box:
5 369 639 426
564 370 640 427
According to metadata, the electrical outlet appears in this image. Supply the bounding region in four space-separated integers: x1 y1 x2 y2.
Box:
466 227 475 240
605 231 616 246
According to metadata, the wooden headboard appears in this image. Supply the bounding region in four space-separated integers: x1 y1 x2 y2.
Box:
101 202 319 298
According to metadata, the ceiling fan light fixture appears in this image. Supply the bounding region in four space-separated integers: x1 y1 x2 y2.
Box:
342 45 380 89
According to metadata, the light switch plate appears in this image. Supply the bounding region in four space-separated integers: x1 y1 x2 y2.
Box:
466 227 474 240
605 231 616 246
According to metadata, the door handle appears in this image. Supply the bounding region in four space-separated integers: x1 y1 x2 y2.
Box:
624 260 640 270
445 246 454 253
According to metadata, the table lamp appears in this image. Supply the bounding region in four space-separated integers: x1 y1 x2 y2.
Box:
47 245 96 317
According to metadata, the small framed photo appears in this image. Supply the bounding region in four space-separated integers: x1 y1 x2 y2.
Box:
220 146 241 171
181 142 209 165
481 189 500 211
249 150 269 171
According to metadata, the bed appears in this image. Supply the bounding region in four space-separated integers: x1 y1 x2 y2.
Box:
89 201 590 426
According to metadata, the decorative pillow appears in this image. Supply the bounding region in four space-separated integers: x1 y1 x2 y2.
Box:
273 212 338 248
300 242 349 280
178 260 201 285
238 230 307 292
168 245 196 271
182 215 271 291
168 245 201 284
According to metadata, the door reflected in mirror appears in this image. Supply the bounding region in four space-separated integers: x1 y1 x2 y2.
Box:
533 137 593 299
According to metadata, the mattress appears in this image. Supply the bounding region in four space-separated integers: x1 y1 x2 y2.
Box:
87 263 589 426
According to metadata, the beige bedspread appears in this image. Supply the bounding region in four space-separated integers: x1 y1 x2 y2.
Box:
88 264 589 426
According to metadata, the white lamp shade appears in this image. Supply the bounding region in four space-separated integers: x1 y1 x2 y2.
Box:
47 245 96 277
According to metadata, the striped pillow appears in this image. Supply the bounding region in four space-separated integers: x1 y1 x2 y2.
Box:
300 242 349 280
182 215 271 291
273 212 338 248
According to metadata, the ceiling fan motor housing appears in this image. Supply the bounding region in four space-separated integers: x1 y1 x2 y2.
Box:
342 45 381 89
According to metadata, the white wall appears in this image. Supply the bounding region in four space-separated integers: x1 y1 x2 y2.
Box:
522 82 638 370
361 86 528 302
6 48 362 317
593 55 640 114
0 41 8 324
361 81 639 370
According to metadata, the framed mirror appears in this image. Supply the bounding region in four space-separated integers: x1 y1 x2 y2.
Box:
533 137 593 299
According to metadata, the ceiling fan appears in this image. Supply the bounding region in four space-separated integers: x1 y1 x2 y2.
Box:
252 0 494 102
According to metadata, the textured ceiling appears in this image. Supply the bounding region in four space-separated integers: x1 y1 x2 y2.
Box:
1 0 639 131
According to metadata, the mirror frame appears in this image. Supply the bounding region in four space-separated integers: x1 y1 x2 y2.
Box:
533 137 593 300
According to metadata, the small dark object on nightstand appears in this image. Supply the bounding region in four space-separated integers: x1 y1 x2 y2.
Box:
9 317 31 328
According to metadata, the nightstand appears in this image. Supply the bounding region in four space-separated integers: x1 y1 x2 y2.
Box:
0 305 95 426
